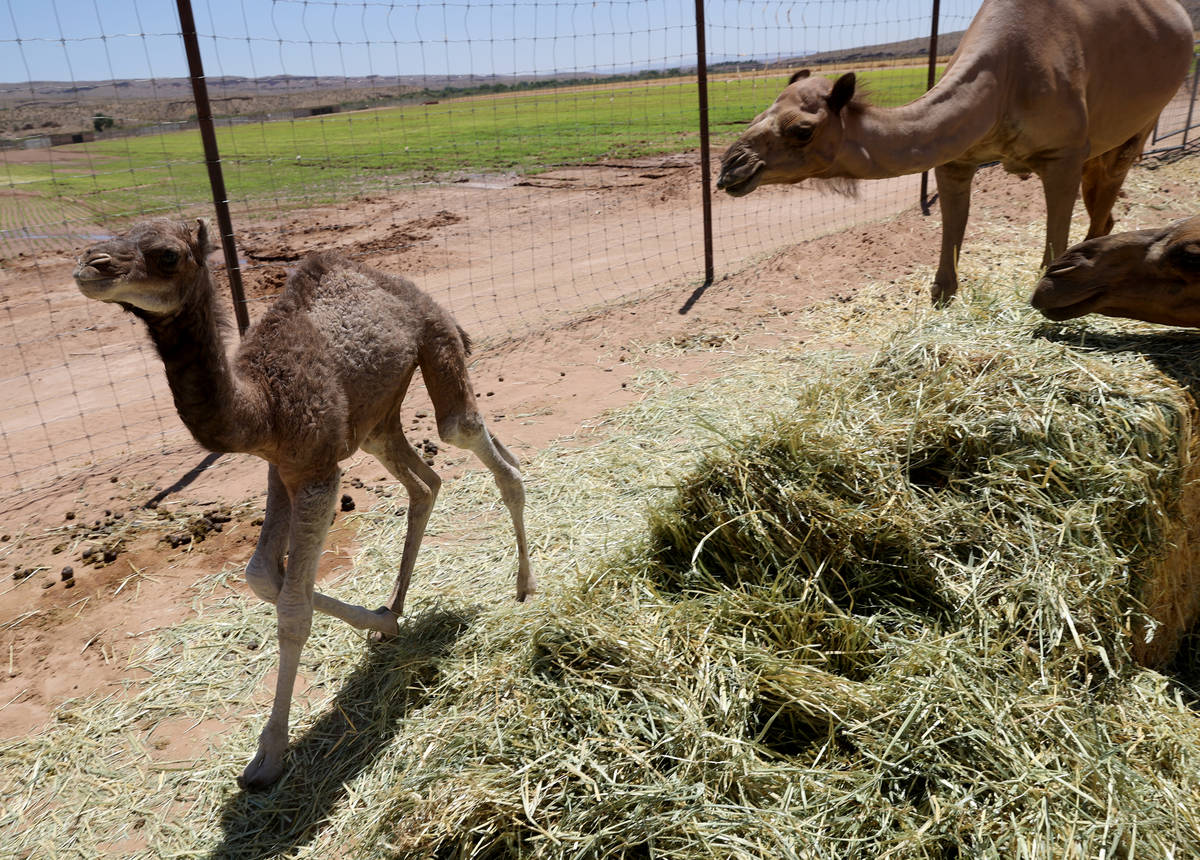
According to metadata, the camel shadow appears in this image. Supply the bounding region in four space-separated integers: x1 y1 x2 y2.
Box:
1034 321 1200 706
204 603 478 860
1033 321 1200 400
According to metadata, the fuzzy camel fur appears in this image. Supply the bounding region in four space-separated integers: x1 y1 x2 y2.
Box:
74 218 534 789
716 0 1194 305
1031 215 1200 326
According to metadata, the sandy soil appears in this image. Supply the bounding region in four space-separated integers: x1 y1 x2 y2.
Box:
1 149 1196 742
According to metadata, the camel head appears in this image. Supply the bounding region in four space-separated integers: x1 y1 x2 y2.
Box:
1030 216 1200 327
74 218 213 316
716 69 858 197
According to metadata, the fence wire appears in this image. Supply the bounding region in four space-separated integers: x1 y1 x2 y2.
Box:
0 0 1197 506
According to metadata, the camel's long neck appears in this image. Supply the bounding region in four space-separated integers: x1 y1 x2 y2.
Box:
139 273 266 455
834 66 1000 179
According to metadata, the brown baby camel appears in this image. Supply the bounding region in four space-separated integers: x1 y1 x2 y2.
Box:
1031 215 1200 326
73 218 534 789
716 0 1193 306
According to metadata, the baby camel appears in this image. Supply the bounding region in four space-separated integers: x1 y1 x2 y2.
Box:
74 218 534 789
1031 216 1200 326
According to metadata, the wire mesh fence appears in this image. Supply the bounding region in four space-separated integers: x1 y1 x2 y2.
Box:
1 0 1198 507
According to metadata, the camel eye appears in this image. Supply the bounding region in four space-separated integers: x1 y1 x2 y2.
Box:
786 124 815 145
1169 242 1200 272
157 250 181 269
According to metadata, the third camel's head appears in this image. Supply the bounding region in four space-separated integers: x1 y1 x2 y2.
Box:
716 70 858 197
1030 216 1200 327
74 218 213 317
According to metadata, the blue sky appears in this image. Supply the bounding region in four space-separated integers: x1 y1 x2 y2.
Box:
1 0 978 84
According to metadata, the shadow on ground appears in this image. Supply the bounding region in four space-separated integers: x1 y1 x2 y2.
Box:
1035 321 1200 706
204 604 478 860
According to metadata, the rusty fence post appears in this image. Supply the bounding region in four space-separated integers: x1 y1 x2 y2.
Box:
919 0 941 216
695 0 715 286
175 0 250 335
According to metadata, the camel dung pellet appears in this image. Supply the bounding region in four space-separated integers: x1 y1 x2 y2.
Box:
340 494 356 512
65 511 75 520
61 566 74 581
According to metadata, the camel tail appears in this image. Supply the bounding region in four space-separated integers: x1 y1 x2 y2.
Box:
457 324 473 356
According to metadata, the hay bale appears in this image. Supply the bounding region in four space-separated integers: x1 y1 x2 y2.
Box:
648 311 1200 671
365 293 1200 857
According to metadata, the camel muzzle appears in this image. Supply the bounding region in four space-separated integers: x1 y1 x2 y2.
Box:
716 158 765 197
1029 274 1101 321
75 245 135 282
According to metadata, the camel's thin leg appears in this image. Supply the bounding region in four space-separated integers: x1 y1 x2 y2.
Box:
423 332 533 600
246 464 397 636
240 468 338 791
932 161 978 306
362 421 442 619
443 418 534 602
1038 155 1086 267
245 464 289 603
1081 124 1153 240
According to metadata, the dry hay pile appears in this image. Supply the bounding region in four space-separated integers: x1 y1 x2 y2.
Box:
350 297 1198 858
4 287 1200 859
354 293 1200 856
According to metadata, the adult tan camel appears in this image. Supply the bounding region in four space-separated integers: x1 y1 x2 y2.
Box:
74 218 534 790
716 0 1194 306
1031 215 1200 326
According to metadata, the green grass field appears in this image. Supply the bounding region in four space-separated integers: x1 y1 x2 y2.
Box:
3 66 937 223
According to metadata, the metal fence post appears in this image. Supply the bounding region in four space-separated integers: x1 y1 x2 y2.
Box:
695 0 715 287
919 0 942 216
1184 51 1199 150
175 0 251 335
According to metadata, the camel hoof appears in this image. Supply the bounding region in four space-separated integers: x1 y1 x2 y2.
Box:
368 607 401 644
238 750 285 791
930 283 958 308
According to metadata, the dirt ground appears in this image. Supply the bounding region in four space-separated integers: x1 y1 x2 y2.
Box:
1 150 1196 742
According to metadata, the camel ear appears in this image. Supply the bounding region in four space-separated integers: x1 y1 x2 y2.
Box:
194 218 214 259
788 69 811 85
827 72 856 113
